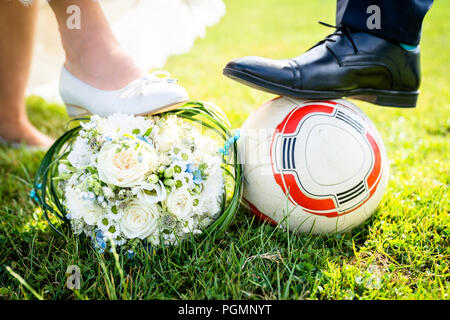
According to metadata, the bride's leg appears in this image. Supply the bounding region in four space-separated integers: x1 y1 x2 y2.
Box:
49 0 144 90
0 0 53 147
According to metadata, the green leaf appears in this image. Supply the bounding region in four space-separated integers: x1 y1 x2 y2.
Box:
143 127 153 137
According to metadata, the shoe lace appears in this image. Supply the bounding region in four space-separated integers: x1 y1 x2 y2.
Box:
120 70 178 98
311 21 359 54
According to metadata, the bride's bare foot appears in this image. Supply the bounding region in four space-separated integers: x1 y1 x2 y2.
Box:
50 0 144 91
64 39 144 90
0 118 54 148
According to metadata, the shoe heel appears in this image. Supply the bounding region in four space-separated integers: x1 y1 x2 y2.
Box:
352 91 419 108
65 104 90 117
375 92 418 108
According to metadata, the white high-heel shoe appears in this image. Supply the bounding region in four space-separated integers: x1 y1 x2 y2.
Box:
59 66 189 117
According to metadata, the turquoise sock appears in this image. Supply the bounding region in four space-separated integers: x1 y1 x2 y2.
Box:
400 43 419 51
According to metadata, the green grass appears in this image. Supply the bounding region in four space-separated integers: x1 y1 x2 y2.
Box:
0 0 449 300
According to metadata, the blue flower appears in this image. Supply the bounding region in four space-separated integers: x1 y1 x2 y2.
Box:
93 230 106 254
193 169 204 184
126 250 136 260
29 189 38 202
185 164 204 184
136 134 152 145
185 163 195 174
218 129 241 155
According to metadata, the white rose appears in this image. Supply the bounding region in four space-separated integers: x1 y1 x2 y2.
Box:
65 187 103 226
118 200 160 239
166 190 193 220
97 141 158 187
155 123 182 153
82 204 104 225
133 180 167 204
198 137 219 155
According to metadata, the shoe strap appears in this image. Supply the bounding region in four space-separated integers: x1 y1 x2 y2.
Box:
120 71 178 98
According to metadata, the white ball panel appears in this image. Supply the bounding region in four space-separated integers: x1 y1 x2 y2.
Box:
240 97 389 234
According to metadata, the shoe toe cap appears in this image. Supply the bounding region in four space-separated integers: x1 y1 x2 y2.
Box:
224 56 295 86
172 83 189 101
117 83 189 116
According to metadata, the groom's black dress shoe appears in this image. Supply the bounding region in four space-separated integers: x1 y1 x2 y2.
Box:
223 23 421 108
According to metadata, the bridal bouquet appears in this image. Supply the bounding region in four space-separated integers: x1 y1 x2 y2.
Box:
32 102 242 252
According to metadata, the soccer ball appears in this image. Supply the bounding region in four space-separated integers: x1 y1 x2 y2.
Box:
239 97 389 234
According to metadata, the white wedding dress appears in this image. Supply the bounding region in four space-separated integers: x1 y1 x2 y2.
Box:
24 0 226 101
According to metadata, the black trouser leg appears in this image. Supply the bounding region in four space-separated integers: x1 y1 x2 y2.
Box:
336 0 433 45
